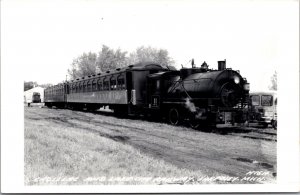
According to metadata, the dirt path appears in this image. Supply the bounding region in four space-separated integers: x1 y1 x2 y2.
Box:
25 106 276 183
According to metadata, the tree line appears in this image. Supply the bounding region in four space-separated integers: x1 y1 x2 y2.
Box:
67 45 175 80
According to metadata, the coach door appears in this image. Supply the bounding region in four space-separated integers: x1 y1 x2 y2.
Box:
147 77 161 108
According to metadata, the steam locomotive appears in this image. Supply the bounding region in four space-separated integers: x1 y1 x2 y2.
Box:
44 60 249 128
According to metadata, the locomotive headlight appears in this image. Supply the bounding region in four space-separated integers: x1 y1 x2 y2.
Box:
233 76 240 84
244 83 250 91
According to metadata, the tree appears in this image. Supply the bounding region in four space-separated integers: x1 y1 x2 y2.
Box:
96 45 127 72
67 46 128 80
269 71 277 91
39 83 53 89
24 81 38 91
127 46 174 66
67 52 97 80
67 45 174 80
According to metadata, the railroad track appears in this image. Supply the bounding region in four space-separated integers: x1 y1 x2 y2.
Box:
211 126 277 142
39 106 277 142
63 108 278 142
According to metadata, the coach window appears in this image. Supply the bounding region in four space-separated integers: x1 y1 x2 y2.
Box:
103 77 109 91
117 75 125 90
72 84 74 93
76 82 79 93
110 75 117 90
82 81 85 92
85 81 88 92
87 80 92 92
78 82 82 92
69 84 72 93
80 81 83 92
97 78 102 91
89 79 93 92
77 82 80 93
156 80 160 89
92 79 97 91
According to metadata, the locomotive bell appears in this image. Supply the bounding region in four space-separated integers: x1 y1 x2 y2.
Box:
218 60 226 70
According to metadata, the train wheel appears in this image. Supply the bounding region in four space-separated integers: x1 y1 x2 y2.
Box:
168 108 180 125
188 116 200 129
46 103 52 108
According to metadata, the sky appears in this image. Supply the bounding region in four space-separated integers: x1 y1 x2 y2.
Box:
1 0 299 91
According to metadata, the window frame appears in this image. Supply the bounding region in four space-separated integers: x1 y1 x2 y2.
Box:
117 74 125 90
92 79 97 91
97 78 103 91
250 95 260 106
110 74 117 90
261 95 273 106
103 77 109 91
87 79 92 92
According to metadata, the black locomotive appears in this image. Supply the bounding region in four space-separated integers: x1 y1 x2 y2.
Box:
32 92 41 103
44 60 249 128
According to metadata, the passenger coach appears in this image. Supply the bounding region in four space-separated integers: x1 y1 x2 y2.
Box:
44 62 173 115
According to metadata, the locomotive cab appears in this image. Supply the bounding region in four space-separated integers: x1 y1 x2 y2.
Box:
147 75 162 109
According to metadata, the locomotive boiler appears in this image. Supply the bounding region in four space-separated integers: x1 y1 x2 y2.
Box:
146 60 249 127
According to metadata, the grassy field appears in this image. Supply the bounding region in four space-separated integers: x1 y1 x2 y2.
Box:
25 106 276 185
25 108 208 185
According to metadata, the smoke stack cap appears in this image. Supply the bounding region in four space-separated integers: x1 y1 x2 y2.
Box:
218 60 226 70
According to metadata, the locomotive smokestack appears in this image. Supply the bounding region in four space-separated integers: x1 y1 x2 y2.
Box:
191 59 195 68
218 60 226 70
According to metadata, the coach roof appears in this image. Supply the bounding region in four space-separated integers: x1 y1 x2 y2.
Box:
70 62 173 82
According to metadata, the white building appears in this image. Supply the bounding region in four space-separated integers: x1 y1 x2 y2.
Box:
24 86 45 103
